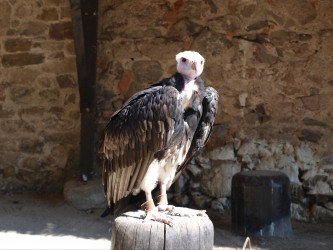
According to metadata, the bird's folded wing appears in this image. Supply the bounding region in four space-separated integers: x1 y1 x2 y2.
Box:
101 85 183 206
174 86 219 181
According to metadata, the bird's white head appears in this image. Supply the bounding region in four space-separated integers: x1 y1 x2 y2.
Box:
176 51 205 82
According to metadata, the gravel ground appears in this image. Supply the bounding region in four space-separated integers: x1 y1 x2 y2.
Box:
0 192 332 250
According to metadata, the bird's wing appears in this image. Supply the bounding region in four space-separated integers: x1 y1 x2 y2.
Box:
101 84 183 207
174 86 219 181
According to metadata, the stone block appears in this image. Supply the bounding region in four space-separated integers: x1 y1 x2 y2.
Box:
319 152 333 170
201 160 241 198
301 95 320 111
2 53 44 67
205 124 227 150
49 21 73 40
43 132 79 145
0 107 15 119
281 164 301 184
0 119 35 134
211 197 229 212
173 174 187 193
298 129 322 143
19 21 48 36
312 205 333 223
64 93 76 104
324 202 333 211
295 144 316 170
37 7 59 21
254 44 278 65
237 141 257 157
303 117 328 127
246 20 269 31
61 7 71 19
238 92 248 107
0 1 11 35
49 106 64 118
19 139 44 154
195 156 211 170
118 70 132 94
167 18 202 39
283 1 317 25
41 57 77 74
9 85 36 103
39 89 60 102
291 203 310 222
307 181 333 196
4 38 32 52
239 3 256 18
63 179 107 210
192 193 211 208
3 166 16 178
14 2 33 19
186 163 202 178
210 144 235 161
44 0 68 6
18 106 44 118
132 60 163 84
174 194 189 207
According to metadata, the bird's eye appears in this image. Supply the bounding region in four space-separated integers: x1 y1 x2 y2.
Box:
181 57 187 62
200 61 203 65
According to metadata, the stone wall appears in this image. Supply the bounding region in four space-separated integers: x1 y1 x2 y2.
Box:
0 0 80 191
97 0 333 222
0 0 332 222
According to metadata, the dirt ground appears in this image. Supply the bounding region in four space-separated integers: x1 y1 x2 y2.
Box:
0 192 332 250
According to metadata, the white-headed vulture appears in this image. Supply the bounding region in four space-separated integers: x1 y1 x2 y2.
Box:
100 51 218 224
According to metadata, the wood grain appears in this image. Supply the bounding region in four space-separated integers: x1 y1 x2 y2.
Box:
111 208 214 250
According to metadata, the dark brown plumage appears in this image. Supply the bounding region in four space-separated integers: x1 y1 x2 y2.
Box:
100 51 218 223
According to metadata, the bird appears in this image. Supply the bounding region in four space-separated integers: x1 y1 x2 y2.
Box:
100 51 218 224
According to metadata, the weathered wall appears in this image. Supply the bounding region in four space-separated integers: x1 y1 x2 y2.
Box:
0 0 332 222
97 0 333 221
0 0 80 191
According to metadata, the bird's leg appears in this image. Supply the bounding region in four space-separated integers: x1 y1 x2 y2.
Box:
141 191 173 225
157 183 207 218
141 192 155 213
157 182 175 212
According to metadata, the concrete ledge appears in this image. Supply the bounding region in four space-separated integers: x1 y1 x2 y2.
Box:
63 179 107 210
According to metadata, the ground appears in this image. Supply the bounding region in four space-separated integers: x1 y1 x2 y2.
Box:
0 192 332 250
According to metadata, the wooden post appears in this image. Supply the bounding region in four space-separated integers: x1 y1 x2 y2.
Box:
70 0 98 180
111 208 214 250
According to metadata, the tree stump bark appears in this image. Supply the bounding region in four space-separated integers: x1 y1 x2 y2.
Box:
111 207 214 250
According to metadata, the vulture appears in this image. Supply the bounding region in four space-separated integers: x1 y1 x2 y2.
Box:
100 51 218 224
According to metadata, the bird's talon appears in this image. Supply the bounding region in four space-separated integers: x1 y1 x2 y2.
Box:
157 204 175 212
167 208 207 217
144 209 173 225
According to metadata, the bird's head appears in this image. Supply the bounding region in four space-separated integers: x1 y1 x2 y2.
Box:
176 51 205 82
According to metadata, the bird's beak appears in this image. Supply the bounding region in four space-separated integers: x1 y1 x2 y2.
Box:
191 61 196 71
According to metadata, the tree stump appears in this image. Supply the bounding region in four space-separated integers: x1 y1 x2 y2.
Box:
111 207 214 250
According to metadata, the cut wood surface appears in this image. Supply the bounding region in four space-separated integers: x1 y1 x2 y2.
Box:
111 207 214 250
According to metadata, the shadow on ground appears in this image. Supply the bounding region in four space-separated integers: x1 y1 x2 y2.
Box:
1 192 333 250
0 193 110 240
209 211 333 250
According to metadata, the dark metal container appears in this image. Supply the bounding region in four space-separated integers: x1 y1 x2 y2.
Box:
231 170 292 237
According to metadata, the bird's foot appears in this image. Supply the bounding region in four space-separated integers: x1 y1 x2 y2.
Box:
141 199 173 225
157 204 175 212
157 194 175 212
167 207 207 217
144 209 173 225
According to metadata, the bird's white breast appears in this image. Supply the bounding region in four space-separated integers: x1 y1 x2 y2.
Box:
139 142 191 193
180 80 198 109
